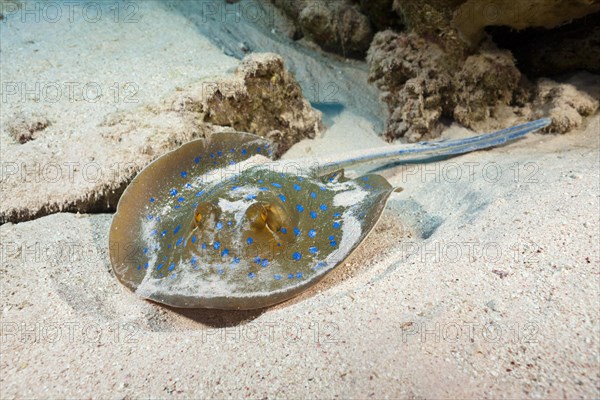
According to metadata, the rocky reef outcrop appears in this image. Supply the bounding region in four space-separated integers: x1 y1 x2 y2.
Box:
367 0 600 141
270 0 600 140
271 0 374 58
190 53 322 156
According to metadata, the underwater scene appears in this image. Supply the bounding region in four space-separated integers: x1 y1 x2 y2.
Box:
1 0 599 398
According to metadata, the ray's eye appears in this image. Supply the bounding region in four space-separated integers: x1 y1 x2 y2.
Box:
265 204 285 232
192 202 219 230
245 202 286 233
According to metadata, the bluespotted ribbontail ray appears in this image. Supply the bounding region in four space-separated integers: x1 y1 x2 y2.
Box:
109 118 550 309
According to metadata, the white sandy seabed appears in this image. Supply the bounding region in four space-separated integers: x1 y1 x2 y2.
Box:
1 1 599 398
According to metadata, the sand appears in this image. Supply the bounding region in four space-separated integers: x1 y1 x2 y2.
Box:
1 1 599 398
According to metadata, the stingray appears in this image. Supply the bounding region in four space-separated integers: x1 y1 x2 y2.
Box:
109 118 550 309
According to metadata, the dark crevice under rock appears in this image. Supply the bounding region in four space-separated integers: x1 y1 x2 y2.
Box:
487 11 600 78
0 178 131 226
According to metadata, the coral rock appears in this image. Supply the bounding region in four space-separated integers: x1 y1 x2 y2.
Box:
533 78 599 133
185 53 323 157
273 0 373 58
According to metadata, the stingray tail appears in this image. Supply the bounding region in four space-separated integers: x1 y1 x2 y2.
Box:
316 118 551 173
